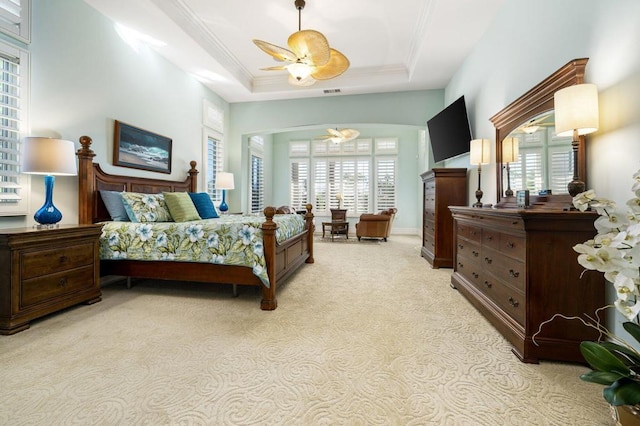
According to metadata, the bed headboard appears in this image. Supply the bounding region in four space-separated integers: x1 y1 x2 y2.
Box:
76 135 199 224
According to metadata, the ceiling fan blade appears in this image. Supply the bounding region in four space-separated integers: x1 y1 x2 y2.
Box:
288 30 330 66
311 48 349 80
253 39 298 62
326 128 342 137
340 129 360 142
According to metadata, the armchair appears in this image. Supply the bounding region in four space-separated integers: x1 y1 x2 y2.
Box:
355 208 397 241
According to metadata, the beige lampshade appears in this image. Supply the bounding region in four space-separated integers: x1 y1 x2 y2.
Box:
554 84 599 137
215 172 235 190
21 137 77 175
470 138 491 165
502 137 519 163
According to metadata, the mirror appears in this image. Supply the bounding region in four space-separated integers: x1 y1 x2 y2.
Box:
490 58 589 208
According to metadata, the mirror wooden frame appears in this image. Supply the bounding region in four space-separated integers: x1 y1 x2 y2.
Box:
490 58 589 208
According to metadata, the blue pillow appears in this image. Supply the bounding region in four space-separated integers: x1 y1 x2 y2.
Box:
99 190 129 221
188 192 219 219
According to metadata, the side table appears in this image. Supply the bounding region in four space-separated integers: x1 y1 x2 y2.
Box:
322 221 349 241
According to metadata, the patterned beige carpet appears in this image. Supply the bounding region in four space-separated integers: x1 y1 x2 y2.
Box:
0 235 614 425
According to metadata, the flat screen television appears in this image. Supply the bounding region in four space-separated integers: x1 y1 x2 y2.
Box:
427 96 473 163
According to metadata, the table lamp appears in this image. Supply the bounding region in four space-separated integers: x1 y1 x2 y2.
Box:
215 172 234 213
554 83 599 197
470 138 491 208
502 137 519 197
21 137 77 226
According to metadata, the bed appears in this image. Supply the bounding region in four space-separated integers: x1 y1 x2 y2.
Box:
76 135 314 310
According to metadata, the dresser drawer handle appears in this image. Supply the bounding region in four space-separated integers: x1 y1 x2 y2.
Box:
508 296 519 308
59 255 68 264
509 269 520 278
472 250 479 257
472 272 479 279
484 280 492 288
58 278 67 288
458 244 464 249
458 262 464 268
512 221 519 225
484 257 492 264
506 242 514 248
487 235 493 241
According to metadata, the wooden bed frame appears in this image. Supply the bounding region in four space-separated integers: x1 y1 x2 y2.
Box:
76 135 314 310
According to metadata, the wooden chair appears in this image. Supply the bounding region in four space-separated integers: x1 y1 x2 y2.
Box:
355 208 397 241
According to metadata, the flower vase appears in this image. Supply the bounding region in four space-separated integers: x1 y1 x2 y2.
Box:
613 405 640 425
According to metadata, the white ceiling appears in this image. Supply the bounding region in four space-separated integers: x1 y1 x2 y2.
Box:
83 0 505 103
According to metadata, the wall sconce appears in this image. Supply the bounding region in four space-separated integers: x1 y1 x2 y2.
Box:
502 137 519 197
554 83 599 197
215 172 235 213
21 137 77 227
470 138 491 208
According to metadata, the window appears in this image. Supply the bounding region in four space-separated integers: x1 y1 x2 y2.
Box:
203 100 224 206
0 0 30 44
0 40 27 216
291 137 397 216
249 136 264 213
205 133 223 205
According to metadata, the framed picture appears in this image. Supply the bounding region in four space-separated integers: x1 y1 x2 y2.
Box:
113 120 172 174
516 190 530 208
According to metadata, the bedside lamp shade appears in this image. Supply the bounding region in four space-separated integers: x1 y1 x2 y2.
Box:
470 138 490 165
21 137 77 226
215 172 235 212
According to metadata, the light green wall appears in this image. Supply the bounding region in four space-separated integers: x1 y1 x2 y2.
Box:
447 0 640 340
0 0 227 229
229 90 445 232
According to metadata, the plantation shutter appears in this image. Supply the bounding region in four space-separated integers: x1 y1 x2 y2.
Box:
290 160 308 209
206 135 223 204
376 158 396 211
313 160 328 212
0 50 21 204
0 0 29 43
549 146 573 194
250 153 264 213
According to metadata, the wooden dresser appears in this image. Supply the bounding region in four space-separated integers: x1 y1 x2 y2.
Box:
449 207 604 363
421 168 467 268
0 225 102 334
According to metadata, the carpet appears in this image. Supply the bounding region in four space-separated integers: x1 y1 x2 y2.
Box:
0 235 613 425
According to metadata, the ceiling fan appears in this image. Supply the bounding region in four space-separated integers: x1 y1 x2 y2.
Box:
318 128 360 144
517 112 555 134
252 0 349 87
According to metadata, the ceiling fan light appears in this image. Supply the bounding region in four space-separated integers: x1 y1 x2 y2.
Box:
286 61 314 81
288 74 316 86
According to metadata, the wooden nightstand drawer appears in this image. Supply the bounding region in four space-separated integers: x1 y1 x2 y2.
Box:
21 243 95 280
21 266 95 307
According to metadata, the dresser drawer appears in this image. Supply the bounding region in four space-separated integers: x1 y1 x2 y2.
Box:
500 233 526 261
482 246 525 292
456 238 481 265
482 274 526 326
21 266 95 308
482 229 501 250
456 255 482 286
423 231 435 251
20 243 95 280
457 222 481 243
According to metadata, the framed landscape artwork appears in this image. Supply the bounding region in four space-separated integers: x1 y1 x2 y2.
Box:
113 120 172 174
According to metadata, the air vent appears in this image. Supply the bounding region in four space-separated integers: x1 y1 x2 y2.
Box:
323 89 341 94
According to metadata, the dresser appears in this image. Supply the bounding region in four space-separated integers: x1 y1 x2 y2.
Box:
449 207 604 363
421 168 467 268
0 225 102 334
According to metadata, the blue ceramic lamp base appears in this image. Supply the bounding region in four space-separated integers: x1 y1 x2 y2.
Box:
34 175 62 227
219 189 229 213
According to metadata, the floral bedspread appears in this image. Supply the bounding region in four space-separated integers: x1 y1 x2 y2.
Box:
99 214 306 286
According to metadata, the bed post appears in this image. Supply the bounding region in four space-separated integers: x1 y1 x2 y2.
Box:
305 203 315 264
188 161 198 192
261 206 278 310
77 136 95 225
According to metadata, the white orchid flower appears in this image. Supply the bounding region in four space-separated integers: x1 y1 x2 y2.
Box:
615 298 640 321
572 189 597 211
613 274 639 301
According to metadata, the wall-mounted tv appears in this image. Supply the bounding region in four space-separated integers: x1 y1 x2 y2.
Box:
427 96 473 163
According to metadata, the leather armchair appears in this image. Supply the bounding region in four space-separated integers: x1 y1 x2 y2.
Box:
355 208 397 241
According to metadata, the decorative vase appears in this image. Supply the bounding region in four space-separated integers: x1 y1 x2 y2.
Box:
613 405 640 426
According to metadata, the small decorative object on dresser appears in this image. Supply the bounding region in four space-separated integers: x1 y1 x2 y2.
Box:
421 168 467 268
0 225 102 334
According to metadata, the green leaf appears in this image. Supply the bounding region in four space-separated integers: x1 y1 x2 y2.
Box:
623 322 640 345
580 370 623 385
600 341 640 366
603 378 640 406
580 341 631 375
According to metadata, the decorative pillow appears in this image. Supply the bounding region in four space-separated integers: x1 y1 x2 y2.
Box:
121 192 173 223
163 192 201 222
188 192 219 219
99 190 129 221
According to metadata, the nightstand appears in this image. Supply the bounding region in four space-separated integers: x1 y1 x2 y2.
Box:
0 224 102 334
